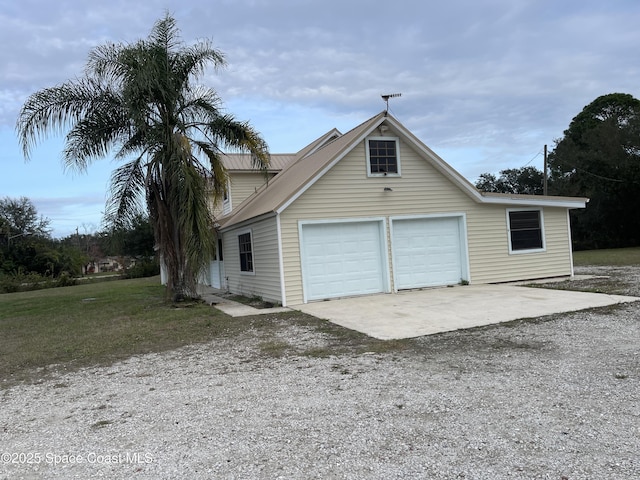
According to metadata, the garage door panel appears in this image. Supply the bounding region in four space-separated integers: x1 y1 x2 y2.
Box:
393 217 464 289
302 221 385 301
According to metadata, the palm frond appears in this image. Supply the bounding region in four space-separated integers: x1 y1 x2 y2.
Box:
104 156 147 229
62 93 131 172
172 41 226 83
17 78 114 160
191 139 227 195
205 114 271 171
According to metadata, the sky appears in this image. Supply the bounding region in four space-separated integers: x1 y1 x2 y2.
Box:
1 0 640 238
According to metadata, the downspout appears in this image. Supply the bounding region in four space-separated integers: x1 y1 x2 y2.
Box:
567 209 575 278
276 213 287 307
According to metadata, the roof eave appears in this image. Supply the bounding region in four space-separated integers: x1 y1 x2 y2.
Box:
479 194 589 209
218 211 277 232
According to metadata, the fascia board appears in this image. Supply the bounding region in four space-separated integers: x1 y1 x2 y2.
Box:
479 195 588 209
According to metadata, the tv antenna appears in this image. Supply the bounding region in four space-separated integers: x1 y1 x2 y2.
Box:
381 93 402 115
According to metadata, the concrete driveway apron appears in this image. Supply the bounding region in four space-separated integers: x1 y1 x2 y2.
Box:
293 284 639 340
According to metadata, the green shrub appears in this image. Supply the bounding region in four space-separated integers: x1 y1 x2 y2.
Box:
0 270 77 293
124 259 160 279
56 272 77 287
0 273 19 293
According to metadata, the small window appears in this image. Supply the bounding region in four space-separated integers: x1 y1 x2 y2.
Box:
367 138 400 176
238 232 253 272
508 210 544 252
222 180 231 215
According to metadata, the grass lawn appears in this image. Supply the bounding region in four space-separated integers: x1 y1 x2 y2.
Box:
0 276 399 387
0 277 230 385
573 247 640 266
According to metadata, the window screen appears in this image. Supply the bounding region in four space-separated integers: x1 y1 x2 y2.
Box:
509 211 543 251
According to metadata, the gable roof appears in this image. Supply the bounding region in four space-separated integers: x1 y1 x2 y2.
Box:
219 112 588 230
295 127 342 159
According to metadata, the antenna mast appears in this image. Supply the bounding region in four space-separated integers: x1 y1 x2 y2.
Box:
381 93 402 115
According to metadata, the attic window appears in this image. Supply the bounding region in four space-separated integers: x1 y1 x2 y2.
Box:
367 137 400 176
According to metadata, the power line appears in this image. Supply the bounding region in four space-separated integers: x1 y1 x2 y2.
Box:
521 150 543 168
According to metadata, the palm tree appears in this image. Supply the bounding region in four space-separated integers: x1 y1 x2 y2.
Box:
17 14 270 301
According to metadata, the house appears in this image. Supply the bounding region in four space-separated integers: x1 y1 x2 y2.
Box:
87 256 133 273
208 111 587 306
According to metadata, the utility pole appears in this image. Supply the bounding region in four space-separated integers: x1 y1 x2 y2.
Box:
543 144 548 196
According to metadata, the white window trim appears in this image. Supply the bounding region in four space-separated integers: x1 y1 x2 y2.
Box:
506 208 546 254
366 136 401 177
237 228 255 275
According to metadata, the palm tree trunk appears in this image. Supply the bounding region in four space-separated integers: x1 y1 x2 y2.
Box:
149 180 200 302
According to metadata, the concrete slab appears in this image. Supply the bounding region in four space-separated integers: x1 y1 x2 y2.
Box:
293 284 639 340
213 302 292 317
198 287 292 317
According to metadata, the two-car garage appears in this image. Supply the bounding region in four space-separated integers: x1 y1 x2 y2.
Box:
300 215 468 302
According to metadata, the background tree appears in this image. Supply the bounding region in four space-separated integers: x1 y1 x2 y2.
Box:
0 197 85 279
17 14 270 301
0 196 51 242
475 167 545 195
60 230 106 274
548 93 640 249
105 214 156 259
102 214 159 278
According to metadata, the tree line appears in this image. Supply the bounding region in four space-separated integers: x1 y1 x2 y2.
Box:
0 196 156 292
475 93 640 250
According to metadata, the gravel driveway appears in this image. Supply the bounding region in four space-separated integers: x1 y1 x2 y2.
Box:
1 266 638 479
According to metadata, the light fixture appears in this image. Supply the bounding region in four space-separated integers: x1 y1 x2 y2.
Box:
379 125 389 135
384 187 393 192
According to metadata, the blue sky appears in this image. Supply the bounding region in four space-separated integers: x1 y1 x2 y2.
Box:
2 0 640 237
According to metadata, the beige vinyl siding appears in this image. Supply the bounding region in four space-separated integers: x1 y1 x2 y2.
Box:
280 138 574 305
229 172 275 210
222 215 281 304
280 138 478 305
466 206 572 284
212 172 275 219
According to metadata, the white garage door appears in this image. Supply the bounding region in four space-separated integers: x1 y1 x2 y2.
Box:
392 217 464 290
301 221 386 301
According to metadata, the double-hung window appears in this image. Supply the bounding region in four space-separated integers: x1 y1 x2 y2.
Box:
238 232 253 273
367 137 400 176
508 210 544 252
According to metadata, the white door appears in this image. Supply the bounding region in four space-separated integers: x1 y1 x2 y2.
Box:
210 238 224 289
392 217 464 289
301 221 386 301
210 260 221 289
